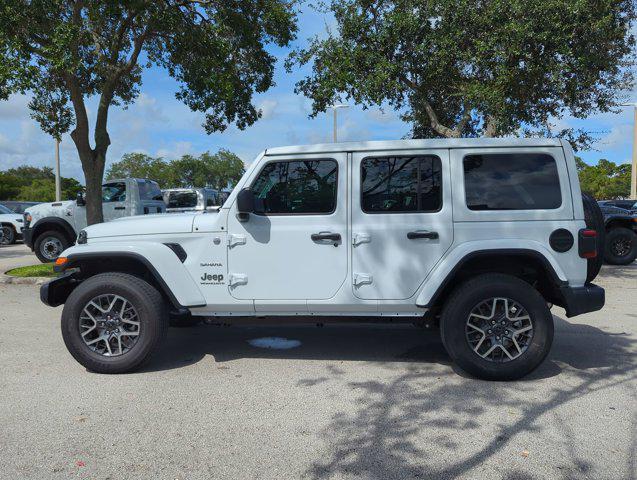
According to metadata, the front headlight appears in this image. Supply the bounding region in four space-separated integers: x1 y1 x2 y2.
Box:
77 230 88 244
24 213 31 223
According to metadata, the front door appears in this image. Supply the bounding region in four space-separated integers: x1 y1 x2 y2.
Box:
102 181 129 221
351 149 453 300
227 153 348 301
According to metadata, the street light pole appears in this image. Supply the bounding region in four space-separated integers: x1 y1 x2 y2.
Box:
55 138 61 201
620 103 637 199
329 104 349 142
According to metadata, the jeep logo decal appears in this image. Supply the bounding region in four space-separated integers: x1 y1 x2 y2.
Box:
201 273 224 283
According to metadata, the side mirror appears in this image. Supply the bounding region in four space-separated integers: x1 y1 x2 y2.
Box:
76 192 86 206
236 188 255 221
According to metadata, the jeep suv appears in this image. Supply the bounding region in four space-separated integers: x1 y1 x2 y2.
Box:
40 139 605 380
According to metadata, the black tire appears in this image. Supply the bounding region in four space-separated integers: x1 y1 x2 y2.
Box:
440 274 554 381
604 227 637 265
581 193 605 282
1 225 16 245
34 230 70 263
169 312 201 328
61 272 168 373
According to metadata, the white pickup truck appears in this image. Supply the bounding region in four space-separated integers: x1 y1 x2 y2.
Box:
23 178 165 262
41 139 605 380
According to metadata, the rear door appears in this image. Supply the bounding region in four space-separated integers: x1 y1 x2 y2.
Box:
351 149 453 300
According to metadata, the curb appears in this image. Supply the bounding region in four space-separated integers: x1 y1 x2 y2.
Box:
0 274 51 285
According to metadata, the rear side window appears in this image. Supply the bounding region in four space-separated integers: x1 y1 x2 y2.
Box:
167 191 198 208
102 182 127 203
138 180 164 201
361 156 442 213
251 159 338 214
463 153 561 211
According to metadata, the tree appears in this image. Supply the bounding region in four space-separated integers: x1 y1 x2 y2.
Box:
106 153 175 188
0 1 297 224
289 0 636 148
576 157 631 199
106 149 245 189
0 166 83 201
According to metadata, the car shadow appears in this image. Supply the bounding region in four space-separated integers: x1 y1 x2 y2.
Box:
140 314 633 381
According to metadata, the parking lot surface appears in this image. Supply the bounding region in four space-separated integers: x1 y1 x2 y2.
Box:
0 262 635 479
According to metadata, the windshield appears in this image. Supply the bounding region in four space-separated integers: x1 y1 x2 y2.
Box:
167 191 198 208
0 204 12 214
138 180 164 201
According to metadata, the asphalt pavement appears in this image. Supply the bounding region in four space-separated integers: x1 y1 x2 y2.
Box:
0 255 635 479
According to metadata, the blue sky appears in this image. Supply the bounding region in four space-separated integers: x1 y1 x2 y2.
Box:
0 7 635 182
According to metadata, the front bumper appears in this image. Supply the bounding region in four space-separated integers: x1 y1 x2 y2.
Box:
40 273 80 307
559 283 605 318
22 227 34 249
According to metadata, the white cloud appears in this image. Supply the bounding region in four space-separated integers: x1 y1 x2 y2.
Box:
597 123 632 149
257 99 278 119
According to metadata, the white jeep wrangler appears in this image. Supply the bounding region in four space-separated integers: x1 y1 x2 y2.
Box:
41 139 605 380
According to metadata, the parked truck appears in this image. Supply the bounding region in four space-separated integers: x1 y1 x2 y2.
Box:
23 178 165 262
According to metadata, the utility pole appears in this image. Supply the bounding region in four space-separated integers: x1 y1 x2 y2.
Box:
329 104 349 142
620 103 637 199
55 138 61 201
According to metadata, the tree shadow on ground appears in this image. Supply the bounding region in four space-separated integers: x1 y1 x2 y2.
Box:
143 314 636 479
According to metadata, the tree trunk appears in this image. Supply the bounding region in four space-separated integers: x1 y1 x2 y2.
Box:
76 145 106 225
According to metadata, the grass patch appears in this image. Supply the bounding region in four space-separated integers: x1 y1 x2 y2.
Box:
6 263 57 278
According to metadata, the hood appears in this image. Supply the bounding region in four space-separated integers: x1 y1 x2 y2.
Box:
26 201 75 221
84 212 197 239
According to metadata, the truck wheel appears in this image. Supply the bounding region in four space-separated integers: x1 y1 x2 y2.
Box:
581 193 605 282
61 272 168 374
34 230 70 263
440 274 553 381
1 225 15 245
604 227 637 265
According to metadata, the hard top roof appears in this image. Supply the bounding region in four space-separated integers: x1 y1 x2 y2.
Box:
265 137 564 156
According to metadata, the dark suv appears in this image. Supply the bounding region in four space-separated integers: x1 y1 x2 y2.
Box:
599 203 637 265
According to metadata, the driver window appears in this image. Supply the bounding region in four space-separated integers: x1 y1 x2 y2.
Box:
102 182 127 203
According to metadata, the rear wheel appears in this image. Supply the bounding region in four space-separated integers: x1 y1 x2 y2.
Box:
604 227 637 265
61 272 168 373
1 225 15 245
440 274 553 381
34 230 70 263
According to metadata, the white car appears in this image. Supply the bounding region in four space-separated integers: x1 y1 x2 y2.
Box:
41 138 605 380
0 203 24 245
23 178 166 262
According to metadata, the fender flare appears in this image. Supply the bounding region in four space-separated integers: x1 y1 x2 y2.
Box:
56 243 206 308
415 246 568 308
32 217 77 242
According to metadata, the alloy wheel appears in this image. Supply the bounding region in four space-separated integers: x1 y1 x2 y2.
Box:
465 297 534 363
79 294 141 356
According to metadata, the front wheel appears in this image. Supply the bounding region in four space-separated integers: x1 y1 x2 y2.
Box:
604 227 637 265
1 225 16 245
34 230 70 262
440 274 553 381
61 272 168 373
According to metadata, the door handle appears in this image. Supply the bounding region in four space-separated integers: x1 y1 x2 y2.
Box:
114 206 125 210
311 232 341 242
407 230 439 240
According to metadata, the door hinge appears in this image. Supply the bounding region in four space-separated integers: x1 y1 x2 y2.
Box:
353 273 373 286
352 233 371 246
228 273 248 287
227 234 247 248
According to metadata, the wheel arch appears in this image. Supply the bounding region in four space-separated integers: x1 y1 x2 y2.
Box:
416 248 568 311
32 217 76 243
605 218 636 232
46 245 206 310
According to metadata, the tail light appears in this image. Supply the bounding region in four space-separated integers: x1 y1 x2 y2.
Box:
578 229 597 258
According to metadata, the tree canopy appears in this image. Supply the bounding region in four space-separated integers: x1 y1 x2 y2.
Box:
106 149 245 190
289 0 636 148
0 166 83 201
0 0 297 223
576 157 632 200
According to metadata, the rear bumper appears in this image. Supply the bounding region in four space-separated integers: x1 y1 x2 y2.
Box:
22 227 34 249
559 283 605 318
